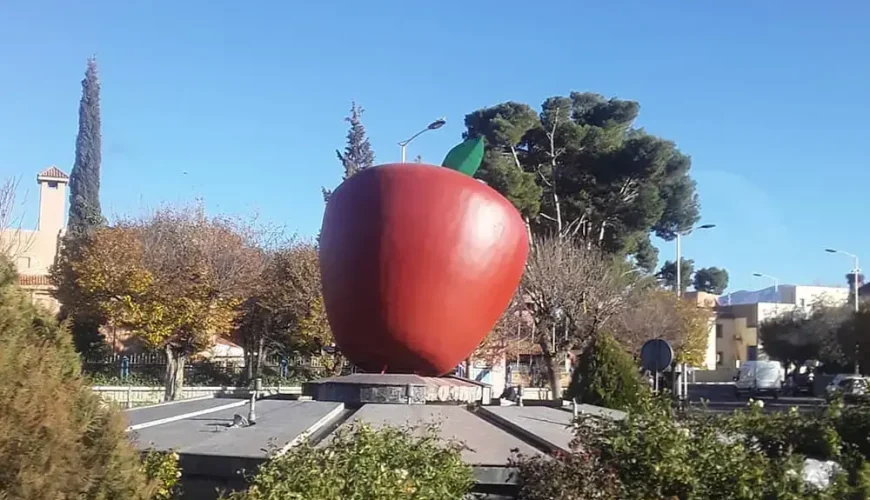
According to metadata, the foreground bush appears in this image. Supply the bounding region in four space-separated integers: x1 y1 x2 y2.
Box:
222 422 474 500
141 450 182 500
0 258 158 499
566 332 650 411
511 446 621 500
514 398 870 500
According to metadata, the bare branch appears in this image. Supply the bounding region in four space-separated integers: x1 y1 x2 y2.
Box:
0 177 35 260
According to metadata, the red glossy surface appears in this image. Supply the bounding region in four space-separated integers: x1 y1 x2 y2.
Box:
319 163 529 375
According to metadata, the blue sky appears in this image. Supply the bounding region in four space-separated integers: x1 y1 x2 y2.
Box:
1 0 868 292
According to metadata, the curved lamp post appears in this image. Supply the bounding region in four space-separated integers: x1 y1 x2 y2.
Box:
399 117 446 162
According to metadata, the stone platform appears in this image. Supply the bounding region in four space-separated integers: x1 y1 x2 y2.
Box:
302 373 492 405
124 393 626 499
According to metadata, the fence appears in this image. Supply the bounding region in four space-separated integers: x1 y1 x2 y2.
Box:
94 385 304 408
82 352 347 386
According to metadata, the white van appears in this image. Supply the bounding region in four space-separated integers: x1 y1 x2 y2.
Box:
734 361 785 399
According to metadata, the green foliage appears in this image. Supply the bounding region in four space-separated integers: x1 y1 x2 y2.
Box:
68 57 105 234
565 332 650 411
658 258 694 293
464 93 700 267
722 405 841 460
693 266 729 294
142 450 182 500
581 402 854 500
516 383 870 499
0 256 157 499
835 403 870 460
222 423 473 500
758 302 853 369
511 447 622 500
474 150 541 218
324 101 374 202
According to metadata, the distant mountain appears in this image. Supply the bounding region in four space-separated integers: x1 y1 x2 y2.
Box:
718 285 785 306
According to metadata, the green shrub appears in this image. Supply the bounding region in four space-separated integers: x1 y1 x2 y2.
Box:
142 450 182 500
565 332 650 411
553 400 854 500
836 403 870 460
722 404 841 460
87 372 164 386
221 422 474 500
511 446 621 500
0 257 158 499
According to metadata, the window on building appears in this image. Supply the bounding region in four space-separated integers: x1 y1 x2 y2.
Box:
48 181 58 189
800 298 806 308
715 324 723 338
716 352 723 366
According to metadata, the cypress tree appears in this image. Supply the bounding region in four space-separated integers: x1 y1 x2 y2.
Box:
51 58 107 356
67 57 104 234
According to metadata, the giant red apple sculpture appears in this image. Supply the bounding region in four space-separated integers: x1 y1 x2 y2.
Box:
319 157 529 376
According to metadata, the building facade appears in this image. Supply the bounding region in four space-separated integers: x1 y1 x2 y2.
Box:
1 166 68 313
682 291 719 370
713 285 849 369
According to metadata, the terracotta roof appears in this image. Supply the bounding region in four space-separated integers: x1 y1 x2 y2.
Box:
17 274 53 287
37 165 69 180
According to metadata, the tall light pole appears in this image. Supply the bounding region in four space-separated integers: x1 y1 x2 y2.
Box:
752 273 779 303
675 224 716 297
825 248 862 374
399 117 446 162
674 223 715 401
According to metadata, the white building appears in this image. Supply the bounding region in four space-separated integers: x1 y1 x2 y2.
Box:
714 285 849 368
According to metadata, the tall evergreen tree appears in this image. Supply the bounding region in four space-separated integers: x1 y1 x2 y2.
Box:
336 101 375 178
51 58 106 355
323 102 375 202
67 57 104 234
694 266 730 294
464 93 702 269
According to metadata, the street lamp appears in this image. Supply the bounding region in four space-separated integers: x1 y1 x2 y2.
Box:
674 223 715 401
825 248 862 373
675 224 716 298
398 117 446 162
752 272 779 303
825 248 860 314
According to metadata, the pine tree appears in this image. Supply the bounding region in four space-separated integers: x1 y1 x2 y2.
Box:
336 101 375 178
323 102 375 202
67 57 104 235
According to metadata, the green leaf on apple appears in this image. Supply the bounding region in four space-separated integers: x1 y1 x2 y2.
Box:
441 136 484 177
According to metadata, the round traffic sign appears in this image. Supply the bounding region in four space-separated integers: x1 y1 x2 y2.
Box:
640 339 674 373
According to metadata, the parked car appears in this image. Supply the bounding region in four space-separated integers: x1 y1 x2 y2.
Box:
785 369 815 396
825 374 869 402
841 377 870 404
734 360 785 399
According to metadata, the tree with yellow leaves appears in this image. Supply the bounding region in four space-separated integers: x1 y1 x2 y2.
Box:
613 288 712 367
68 204 264 400
235 239 338 379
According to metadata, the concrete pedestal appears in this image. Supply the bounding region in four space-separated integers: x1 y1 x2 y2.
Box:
303 373 491 405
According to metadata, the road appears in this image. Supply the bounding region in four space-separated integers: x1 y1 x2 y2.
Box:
685 384 825 413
